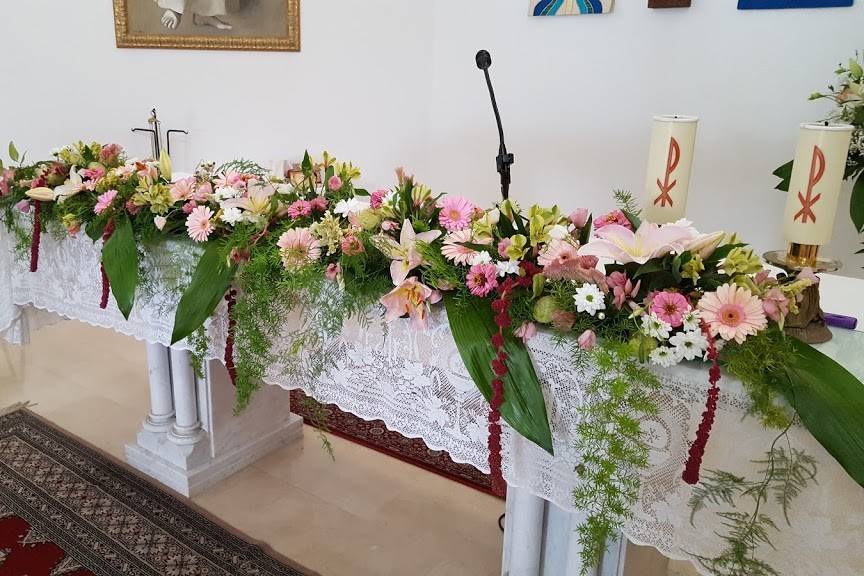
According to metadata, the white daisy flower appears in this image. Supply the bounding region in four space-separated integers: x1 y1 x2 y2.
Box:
669 330 709 361
642 313 672 340
469 251 493 265
573 283 606 316
495 260 521 277
681 309 701 333
650 346 682 368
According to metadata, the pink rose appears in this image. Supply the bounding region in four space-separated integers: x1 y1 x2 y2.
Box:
577 329 597 351
125 200 141 216
497 238 512 259
370 189 389 209
182 201 197 214
328 175 343 191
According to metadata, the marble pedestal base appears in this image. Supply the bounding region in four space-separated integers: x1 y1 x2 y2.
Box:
125 350 303 497
501 486 670 576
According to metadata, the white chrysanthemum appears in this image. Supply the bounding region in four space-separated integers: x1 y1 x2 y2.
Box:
573 283 606 316
495 260 521 277
681 309 701 333
642 313 672 340
334 197 369 217
214 186 240 202
219 206 244 225
669 330 709 361
470 251 493 265
649 346 682 368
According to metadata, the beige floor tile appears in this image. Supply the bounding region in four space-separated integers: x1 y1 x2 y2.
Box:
1 320 506 576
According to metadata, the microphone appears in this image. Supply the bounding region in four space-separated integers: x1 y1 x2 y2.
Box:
475 50 514 200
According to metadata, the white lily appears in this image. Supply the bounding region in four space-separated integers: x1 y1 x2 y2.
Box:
53 168 84 204
375 218 441 285
26 187 55 202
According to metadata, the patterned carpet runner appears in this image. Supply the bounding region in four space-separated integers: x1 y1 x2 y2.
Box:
289 390 497 497
0 408 316 576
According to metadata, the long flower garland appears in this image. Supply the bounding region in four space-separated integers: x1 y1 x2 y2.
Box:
1 139 863 576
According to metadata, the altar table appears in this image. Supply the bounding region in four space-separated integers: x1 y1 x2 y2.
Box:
2 229 863 576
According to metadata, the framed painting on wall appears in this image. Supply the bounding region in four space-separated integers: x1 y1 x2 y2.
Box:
738 0 852 8
530 0 614 15
113 0 300 51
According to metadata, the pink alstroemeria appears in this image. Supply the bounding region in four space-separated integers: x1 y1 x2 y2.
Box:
375 219 441 285
606 271 641 309
380 277 441 331
578 222 696 265
514 322 538 343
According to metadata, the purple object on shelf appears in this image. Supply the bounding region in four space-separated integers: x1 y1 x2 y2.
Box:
824 313 858 330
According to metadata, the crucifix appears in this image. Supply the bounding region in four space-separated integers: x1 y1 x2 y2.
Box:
132 109 188 160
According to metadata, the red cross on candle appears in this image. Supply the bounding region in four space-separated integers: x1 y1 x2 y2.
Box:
793 145 825 225
654 137 680 207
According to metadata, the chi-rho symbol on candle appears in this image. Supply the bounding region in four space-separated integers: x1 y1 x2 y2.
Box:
643 115 698 224
783 123 853 247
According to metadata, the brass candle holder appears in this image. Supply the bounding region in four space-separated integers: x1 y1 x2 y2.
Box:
763 244 841 344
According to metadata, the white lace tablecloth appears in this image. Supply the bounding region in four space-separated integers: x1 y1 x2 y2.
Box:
2 229 863 576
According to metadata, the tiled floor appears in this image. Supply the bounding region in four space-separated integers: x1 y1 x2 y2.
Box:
0 320 699 576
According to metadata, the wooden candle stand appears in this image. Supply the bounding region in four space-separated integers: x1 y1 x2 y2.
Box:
764 245 841 344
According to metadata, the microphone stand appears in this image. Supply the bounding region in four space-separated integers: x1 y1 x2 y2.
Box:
476 50 514 201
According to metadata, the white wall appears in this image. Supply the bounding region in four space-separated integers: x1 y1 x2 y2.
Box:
2 0 863 275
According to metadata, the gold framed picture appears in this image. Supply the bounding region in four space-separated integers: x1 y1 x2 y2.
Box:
113 0 300 52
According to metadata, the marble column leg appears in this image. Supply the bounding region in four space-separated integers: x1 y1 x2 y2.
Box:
142 343 174 433
502 486 545 576
167 348 205 445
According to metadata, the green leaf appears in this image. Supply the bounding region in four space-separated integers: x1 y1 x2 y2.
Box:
101 215 139 319
848 58 863 81
8 141 19 163
444 294 553 454
704 243 745 266
633 258 666 279
301 150 312 174
578 214 593 246
777 339 864 490
171 243 237 344
85 217 107 242
773 161 793 192
850 174 864 233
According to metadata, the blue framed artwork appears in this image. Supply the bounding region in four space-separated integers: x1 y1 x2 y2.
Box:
530 0 614 15
738 0 852 8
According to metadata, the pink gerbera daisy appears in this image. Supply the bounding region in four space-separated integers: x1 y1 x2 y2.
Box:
438 196 476 232
698 284 767 344
651 291 690 328
441 229 487 265
93 189 118 215
466 263 498 297
277 228 321 270
186 205 215 243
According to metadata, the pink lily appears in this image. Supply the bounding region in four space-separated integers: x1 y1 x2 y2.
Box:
380 277 442 330
578 222 696 265
375 219 441 285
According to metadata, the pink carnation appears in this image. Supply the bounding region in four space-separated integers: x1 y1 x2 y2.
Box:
0 168 15 196
94 190 118 215
80 166 106 181
186 205 215 243
310 196 329 212
438 196 476 232
466 263 498 297
651 291 690 328
594 209 632 232
125 200 141 216
99 143 123 166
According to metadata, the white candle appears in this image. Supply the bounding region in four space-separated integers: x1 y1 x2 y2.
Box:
643 115 699 224
783 123 853 246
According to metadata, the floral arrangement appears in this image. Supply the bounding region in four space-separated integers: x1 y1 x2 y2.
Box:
775 52 864 241
2 139 864 576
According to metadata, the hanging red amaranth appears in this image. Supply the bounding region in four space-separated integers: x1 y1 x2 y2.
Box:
224 289 238 387
29 200 42 272
682 323 721 485
485 263 540 497
99 220 116 309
